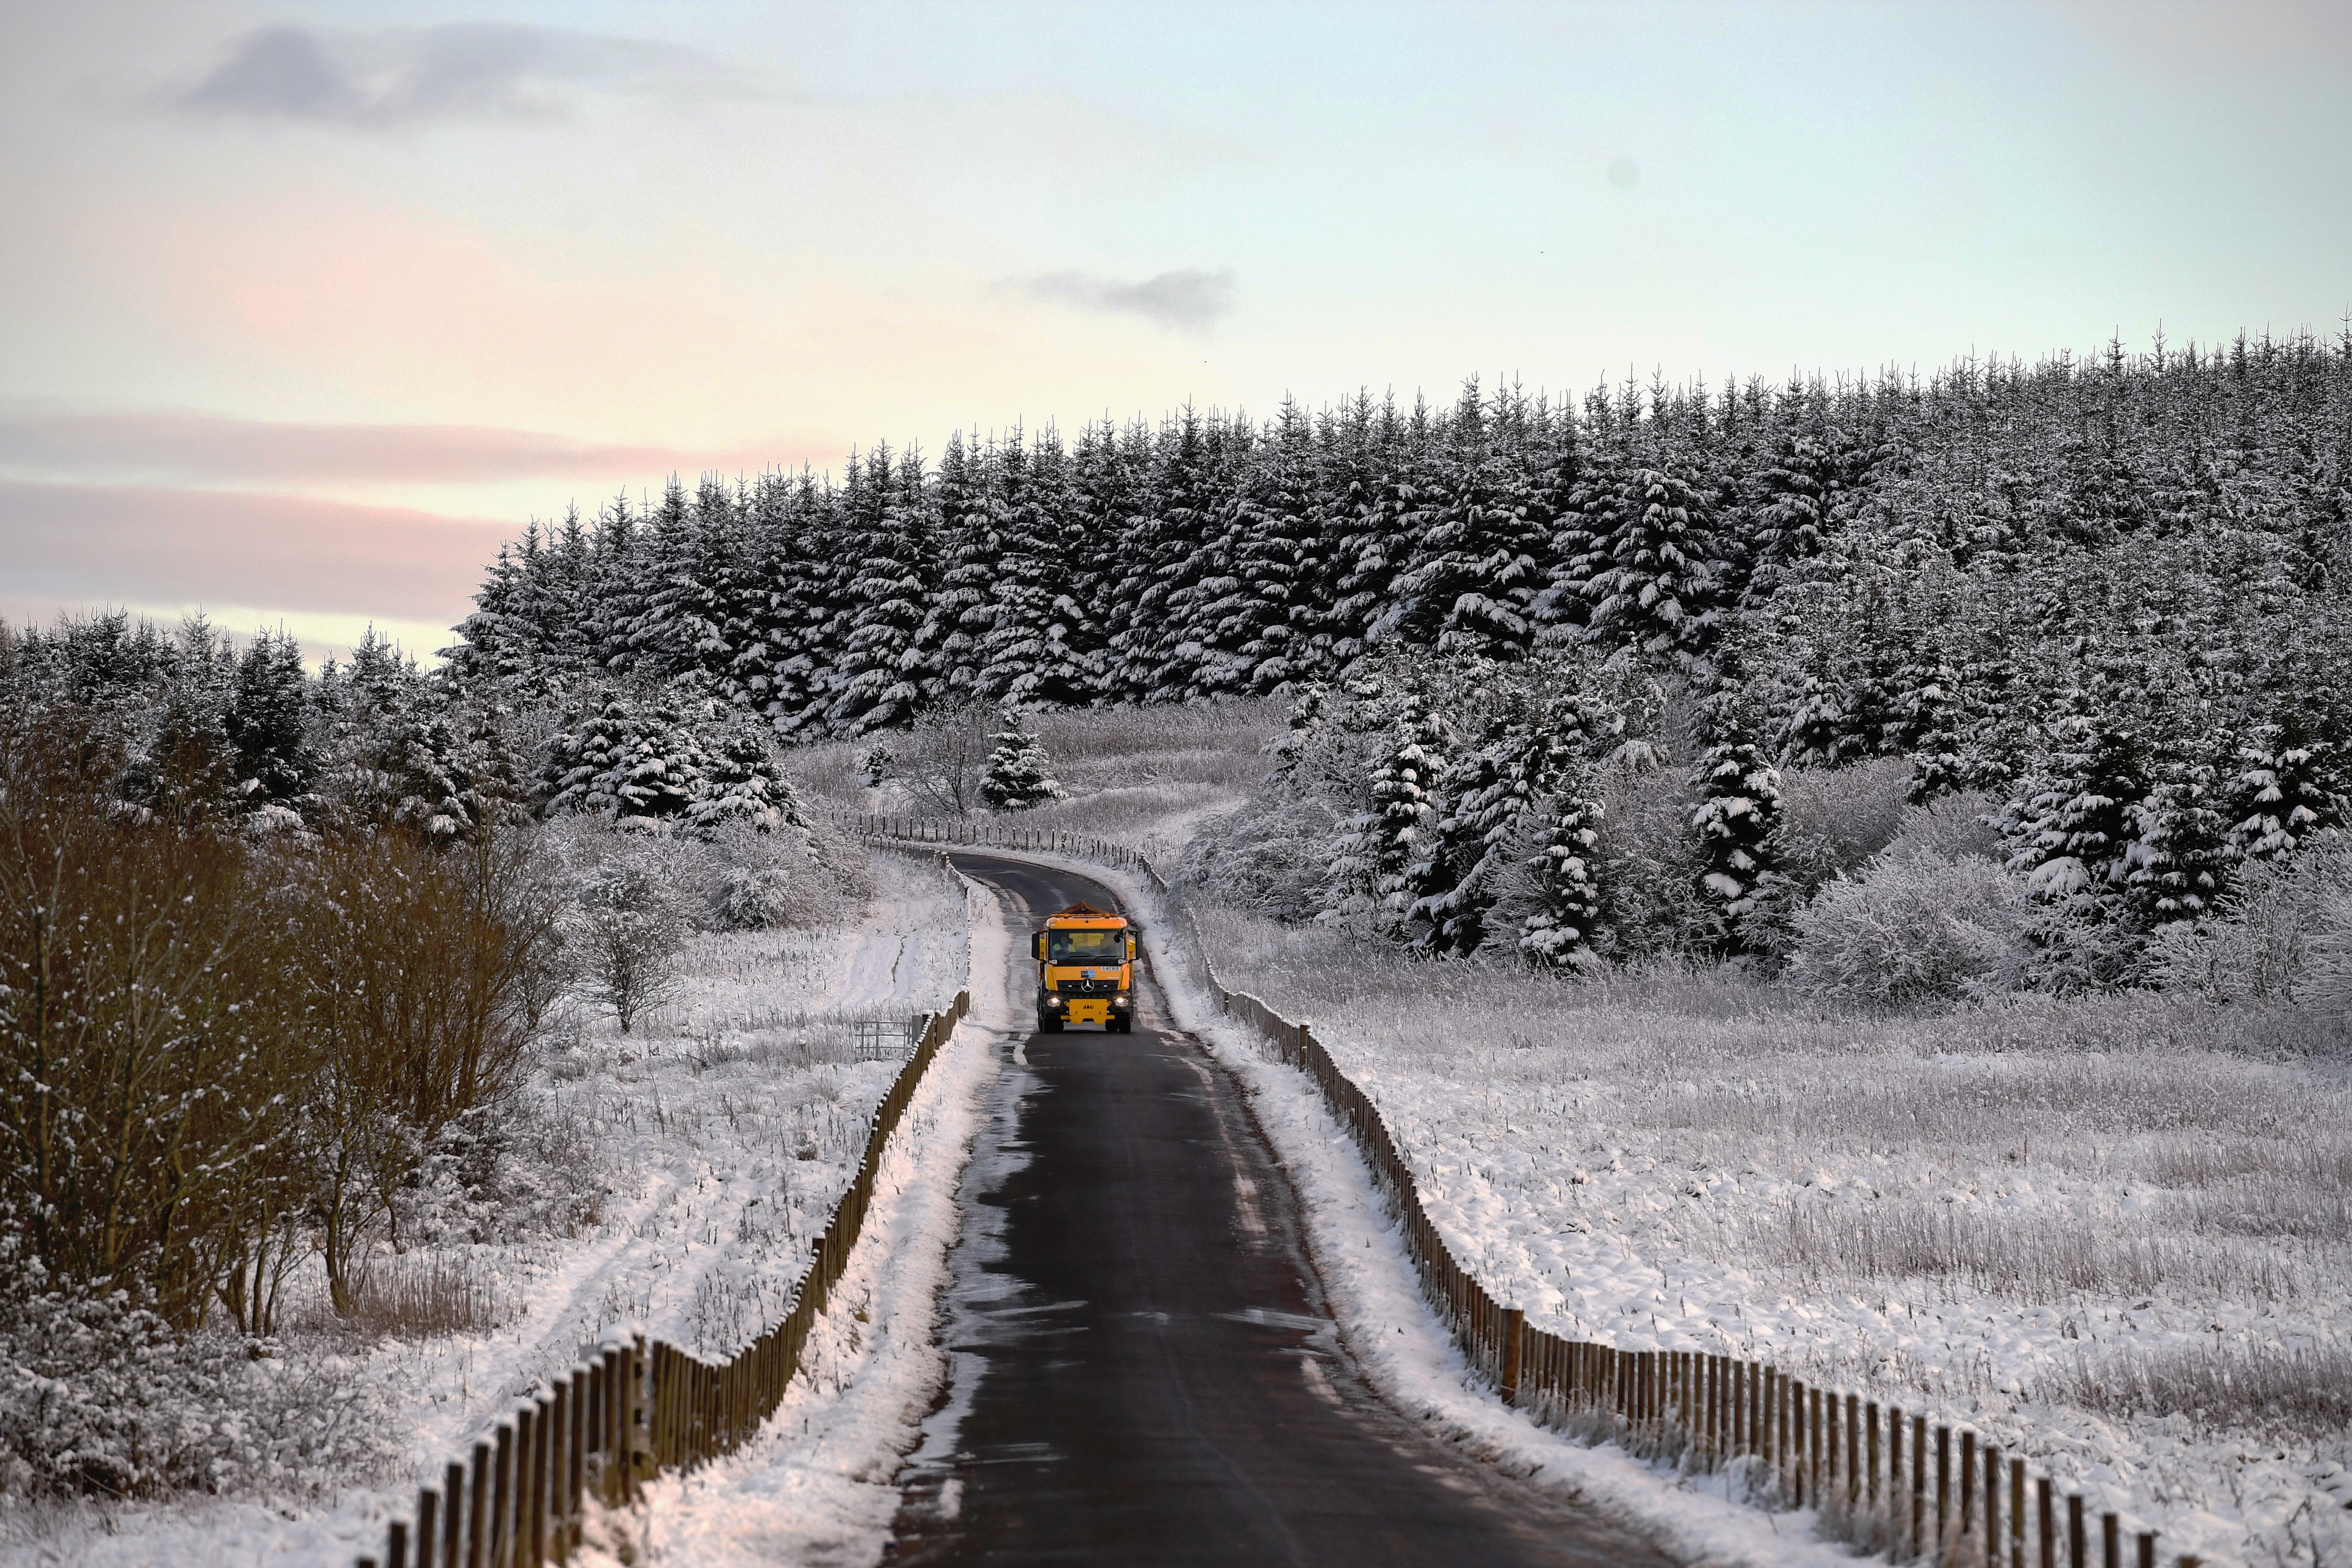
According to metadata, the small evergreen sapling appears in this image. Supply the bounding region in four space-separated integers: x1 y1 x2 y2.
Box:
980 709 1065 811
1321 681 1446 938
1518 761 1606 969
1689 666 1783 954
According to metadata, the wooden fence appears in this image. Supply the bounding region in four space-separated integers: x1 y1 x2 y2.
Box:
355 989 971 1568
844 811 1158 875
858 818 2208 1568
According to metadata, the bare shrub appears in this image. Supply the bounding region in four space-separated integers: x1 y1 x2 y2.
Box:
1788 852 2025 1004
284 828 553 1313
897 696 992 817
0 719 300 1329
323 1253 500 1338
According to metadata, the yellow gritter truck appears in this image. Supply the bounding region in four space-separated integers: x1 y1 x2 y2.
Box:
1031 902 1136 1033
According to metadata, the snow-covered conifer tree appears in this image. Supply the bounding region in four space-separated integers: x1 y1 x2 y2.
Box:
1518 764 1606 968
684 704 809 838
979 708 1064 812
2226 709 2349 861
1581 454 1721 661
224 628 314 814
1689 667 1784 955
1322 679 1447 939
2000 684 2151 907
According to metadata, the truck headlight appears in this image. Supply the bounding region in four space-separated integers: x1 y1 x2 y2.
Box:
1114 993 1130 1008
1045 995 1063 1008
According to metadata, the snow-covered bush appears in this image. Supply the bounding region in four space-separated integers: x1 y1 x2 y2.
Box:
0 1238 389 1500
1173 793 1342 923
1776 759 1912 889
853 740 897 788
567 858 687 1033
2153 834 2352 1013
1878 789 2004 862
393 1094 600 1251
1590 756 1707 962
1789 851 2024 1005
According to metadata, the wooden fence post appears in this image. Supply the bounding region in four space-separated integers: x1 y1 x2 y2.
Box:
445 1461 466 1568
1937 1426 1951 1560
1911 1416 1928 1559
1500 1309 1524 1405
1890 1410 1905 1546
547 1384 567 1564
466 1442 488 1568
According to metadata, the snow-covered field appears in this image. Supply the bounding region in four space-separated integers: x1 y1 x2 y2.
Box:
796 698 1285 872
1178 899 2352 1568
1 855 976 1568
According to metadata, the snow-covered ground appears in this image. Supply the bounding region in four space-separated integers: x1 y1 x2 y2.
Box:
1 855 977 1568
1183 900 2352 1568
619 864 1018 1568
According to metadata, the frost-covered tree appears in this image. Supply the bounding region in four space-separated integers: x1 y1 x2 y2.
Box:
1518 766 1606 968
979 709 1064 812
1323 679 1447 938
1581 456 1721 661
1689 669 1784 955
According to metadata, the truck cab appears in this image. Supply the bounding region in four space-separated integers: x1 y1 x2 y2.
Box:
1032 902 1137 1033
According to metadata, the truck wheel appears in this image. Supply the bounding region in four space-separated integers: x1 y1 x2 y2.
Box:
1037 1014 1063 1034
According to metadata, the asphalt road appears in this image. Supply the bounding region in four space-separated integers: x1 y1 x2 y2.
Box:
886 852 1674 1568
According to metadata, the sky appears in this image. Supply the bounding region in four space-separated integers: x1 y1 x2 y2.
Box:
2 0 2348 663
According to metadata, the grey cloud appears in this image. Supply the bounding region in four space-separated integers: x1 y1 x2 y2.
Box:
1012 269 1238 334
0 480 507 626
171 23 761 127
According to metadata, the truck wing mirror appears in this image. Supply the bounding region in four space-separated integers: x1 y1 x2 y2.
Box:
1032 933 1048 960
1127 935 1137 960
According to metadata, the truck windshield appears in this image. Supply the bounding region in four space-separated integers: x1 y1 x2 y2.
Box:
1048 930 1124 964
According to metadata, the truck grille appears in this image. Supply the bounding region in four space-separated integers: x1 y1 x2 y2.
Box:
1053 978 1122 996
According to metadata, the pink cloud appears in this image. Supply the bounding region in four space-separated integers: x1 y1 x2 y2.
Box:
0 480 512 626
0 409 801 486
